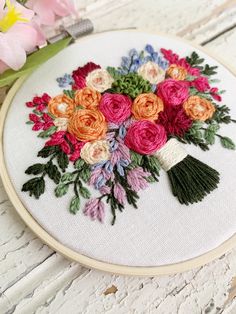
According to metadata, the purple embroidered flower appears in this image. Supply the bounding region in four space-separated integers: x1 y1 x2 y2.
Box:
127 167 151 192
99 185 111 195
114 183 126 205
83 198 105 223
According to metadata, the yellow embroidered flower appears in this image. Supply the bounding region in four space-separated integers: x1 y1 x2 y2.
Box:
166 64 188 81
48 95 76 118
137 61 165 84
68 109 107 141
75 87 101 110
80 140 111 164
183 96 215 121
132 93 164 121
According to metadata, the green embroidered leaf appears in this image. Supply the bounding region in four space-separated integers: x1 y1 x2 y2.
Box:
147 156 160 172
38 145 58 158
106 66 121 80
55 183 69 197
186 52 204 67
130 151 143 166
25 163 45 175
211 104 232 124
75 158 85 170
32 109 43 115
57 150 69 172
63 89 75 99
61 172 75 182
45 162 61 184
145 176 156 183
26 121 34 125
22 177 45 199
69 196 80 214
220 137 236 150
79 186 91 199
202 64 218 76
0 37 72 87
204 129 215 145
38 126 57 138
80 167 91 183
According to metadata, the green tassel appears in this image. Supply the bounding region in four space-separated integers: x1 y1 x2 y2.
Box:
167 155 220 205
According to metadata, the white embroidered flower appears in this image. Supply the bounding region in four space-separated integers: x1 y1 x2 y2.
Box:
86 69 114 93
137 61 165 84
53 117 68 131
80 140 111 165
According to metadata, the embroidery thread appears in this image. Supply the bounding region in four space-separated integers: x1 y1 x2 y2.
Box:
22 44 235 224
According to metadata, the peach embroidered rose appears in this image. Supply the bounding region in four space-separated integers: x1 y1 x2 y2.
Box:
80 140 111 164
132 93 164 121
75 87 101 110
53 117 68 131
166 64 188 80
48 95 76 118
183 96 215 121
86 69 114 92
137 61 165 84
68 109 107 141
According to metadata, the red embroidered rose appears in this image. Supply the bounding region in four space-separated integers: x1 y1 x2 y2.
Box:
191 76 210 92
99 93 132 125
72 62 101 90
157 79 189 106
158 106 192 136
124 120 167 155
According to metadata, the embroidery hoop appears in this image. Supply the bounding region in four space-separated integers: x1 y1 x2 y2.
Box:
0 30 236 276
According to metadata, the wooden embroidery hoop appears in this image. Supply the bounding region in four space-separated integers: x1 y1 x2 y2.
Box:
0 30 236 276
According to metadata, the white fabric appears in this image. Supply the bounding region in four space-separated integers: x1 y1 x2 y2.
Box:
3 31 236 267
155 139 188 171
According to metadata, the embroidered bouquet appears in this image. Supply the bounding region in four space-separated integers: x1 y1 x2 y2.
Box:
22 44 235 224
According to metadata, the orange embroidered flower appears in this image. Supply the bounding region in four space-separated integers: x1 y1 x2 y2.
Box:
132 93 164 121
68 109 107 141
48 95 76 118
166 64 188 80
183 96 215 121
75 87 102 110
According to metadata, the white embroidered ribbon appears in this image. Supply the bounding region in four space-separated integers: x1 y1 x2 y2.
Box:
154 138 188 171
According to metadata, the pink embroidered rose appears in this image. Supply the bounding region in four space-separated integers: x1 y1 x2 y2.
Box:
191 76 210 92
124 120 167 155
99 93 132 125
157 79 189 106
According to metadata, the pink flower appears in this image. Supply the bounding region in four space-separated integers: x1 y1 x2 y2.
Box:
127 167 150 192
191 76 210 92
113 183 126 205
0 0 44 73
83 198 105 223
210 87 222 102
124 120 167 155
158 106 193 136
157 79 189 106
99 93 132 125
72 62 101 90
26 0 76 26
29 112 53 131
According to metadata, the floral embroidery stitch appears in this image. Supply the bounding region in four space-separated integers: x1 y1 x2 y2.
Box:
23 44 236 224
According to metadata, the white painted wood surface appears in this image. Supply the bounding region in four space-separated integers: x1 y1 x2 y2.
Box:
1 1 236 313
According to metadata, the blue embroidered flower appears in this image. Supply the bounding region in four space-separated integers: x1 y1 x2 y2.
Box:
56 73 73 88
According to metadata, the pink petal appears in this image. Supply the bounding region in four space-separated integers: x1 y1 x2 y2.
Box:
8 24 39 51
53 0 76 16
0 60 9 74
28 0 56 25
0 34 26 70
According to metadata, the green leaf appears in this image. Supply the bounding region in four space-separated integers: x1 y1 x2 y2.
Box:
0 37 72 87
26 121 34 125
38 126 57 138
61 172 75 182
55 183 69 197
147 156 160 172
106 66 121 80
130 151 143 166
22 177 45 199
80 167 91 183
75 158 85 169
57 150 69 172
79 186 91 199
69 196 80 214
204 129 215 145
220 136 236 150
25 163 45 175
45 162 61 184
63 89 75 99
145 176 156 183
38 145 58 158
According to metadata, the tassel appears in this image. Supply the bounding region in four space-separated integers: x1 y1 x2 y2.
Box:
155 139 220 205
